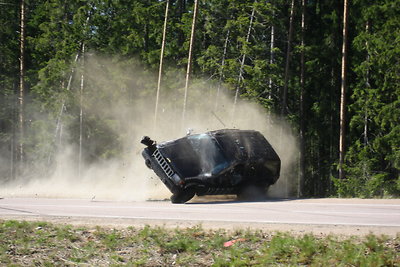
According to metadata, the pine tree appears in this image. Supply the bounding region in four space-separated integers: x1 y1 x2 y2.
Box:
0 0 19 181
344 0 400 197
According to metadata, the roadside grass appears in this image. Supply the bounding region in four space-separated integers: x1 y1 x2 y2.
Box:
0 220 398 266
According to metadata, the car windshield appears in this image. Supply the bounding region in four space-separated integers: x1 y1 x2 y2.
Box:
160 134 231 178
187 134 231 176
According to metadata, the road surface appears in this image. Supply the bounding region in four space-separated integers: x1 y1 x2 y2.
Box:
1 197 399 236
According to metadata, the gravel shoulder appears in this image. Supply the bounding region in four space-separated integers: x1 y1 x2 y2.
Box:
1 215 399 238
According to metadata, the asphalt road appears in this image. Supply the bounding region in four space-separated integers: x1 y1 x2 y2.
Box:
1 197 399 236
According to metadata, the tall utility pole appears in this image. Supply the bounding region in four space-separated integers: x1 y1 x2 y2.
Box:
339 0 349 180
154 0 170 131
18 0 26 169
182 0 199 128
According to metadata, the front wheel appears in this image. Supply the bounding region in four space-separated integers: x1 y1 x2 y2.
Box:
170 189 196 204
145 159 152 169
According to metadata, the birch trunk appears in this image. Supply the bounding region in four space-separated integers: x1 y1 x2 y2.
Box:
182 0 199 128
362 21 370 179
18 0 25 169
78 43 85 179
233 1 256 117
154 0 170 131
268 23 275 99
339 0 349 180
47 53 80 165
215 29 230 110
299 0 306 197
281 0 295 116
10 94 16 180
363 21 370 147
55 53 80 139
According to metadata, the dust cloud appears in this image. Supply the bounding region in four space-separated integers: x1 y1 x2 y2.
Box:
0 55 299 201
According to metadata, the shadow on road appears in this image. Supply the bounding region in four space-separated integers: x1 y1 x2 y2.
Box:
186 197 300 205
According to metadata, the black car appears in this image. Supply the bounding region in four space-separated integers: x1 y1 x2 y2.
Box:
141 129 281 203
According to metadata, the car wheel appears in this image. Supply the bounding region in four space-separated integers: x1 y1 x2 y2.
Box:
237 183 267 201
145 159 152 169
170 189 195 204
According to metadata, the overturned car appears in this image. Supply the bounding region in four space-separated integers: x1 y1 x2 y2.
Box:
141 129 281 203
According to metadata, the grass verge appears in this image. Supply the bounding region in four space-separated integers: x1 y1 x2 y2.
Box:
0 220 399 266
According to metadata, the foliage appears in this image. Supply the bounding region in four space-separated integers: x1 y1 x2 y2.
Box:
0 0 399 197
344 0 400 197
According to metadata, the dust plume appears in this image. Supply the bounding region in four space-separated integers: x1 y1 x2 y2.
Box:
0 54 299 201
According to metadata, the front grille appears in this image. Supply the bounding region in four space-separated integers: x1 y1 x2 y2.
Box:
152 149 175 178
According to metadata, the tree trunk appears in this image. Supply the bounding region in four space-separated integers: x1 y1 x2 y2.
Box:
363 21 370 147
268 22 275 100
10 92 16 180
154 0 170 131
51 4 80 155
362 21 370 179
339 0 349 180
182 0 199 128
233 0 256 116
78 43 85 179
48 53 80 165
215 29 230 111
281 0 295 116
299 0 306 197
280 0 295 197
18 0 25 170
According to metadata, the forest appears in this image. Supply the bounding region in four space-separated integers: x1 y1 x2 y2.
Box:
0 0 399 198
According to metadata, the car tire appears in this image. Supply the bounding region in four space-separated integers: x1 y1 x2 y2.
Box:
170 189 196 204
237 183 267 201
145 159 152 169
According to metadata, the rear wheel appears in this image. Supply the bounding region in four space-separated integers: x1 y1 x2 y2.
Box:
170 189 196 204
237 183 268 201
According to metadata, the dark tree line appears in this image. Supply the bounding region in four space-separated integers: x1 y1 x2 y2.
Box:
0 0 399 197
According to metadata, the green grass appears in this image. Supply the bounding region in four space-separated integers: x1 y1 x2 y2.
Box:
0 220 398 266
